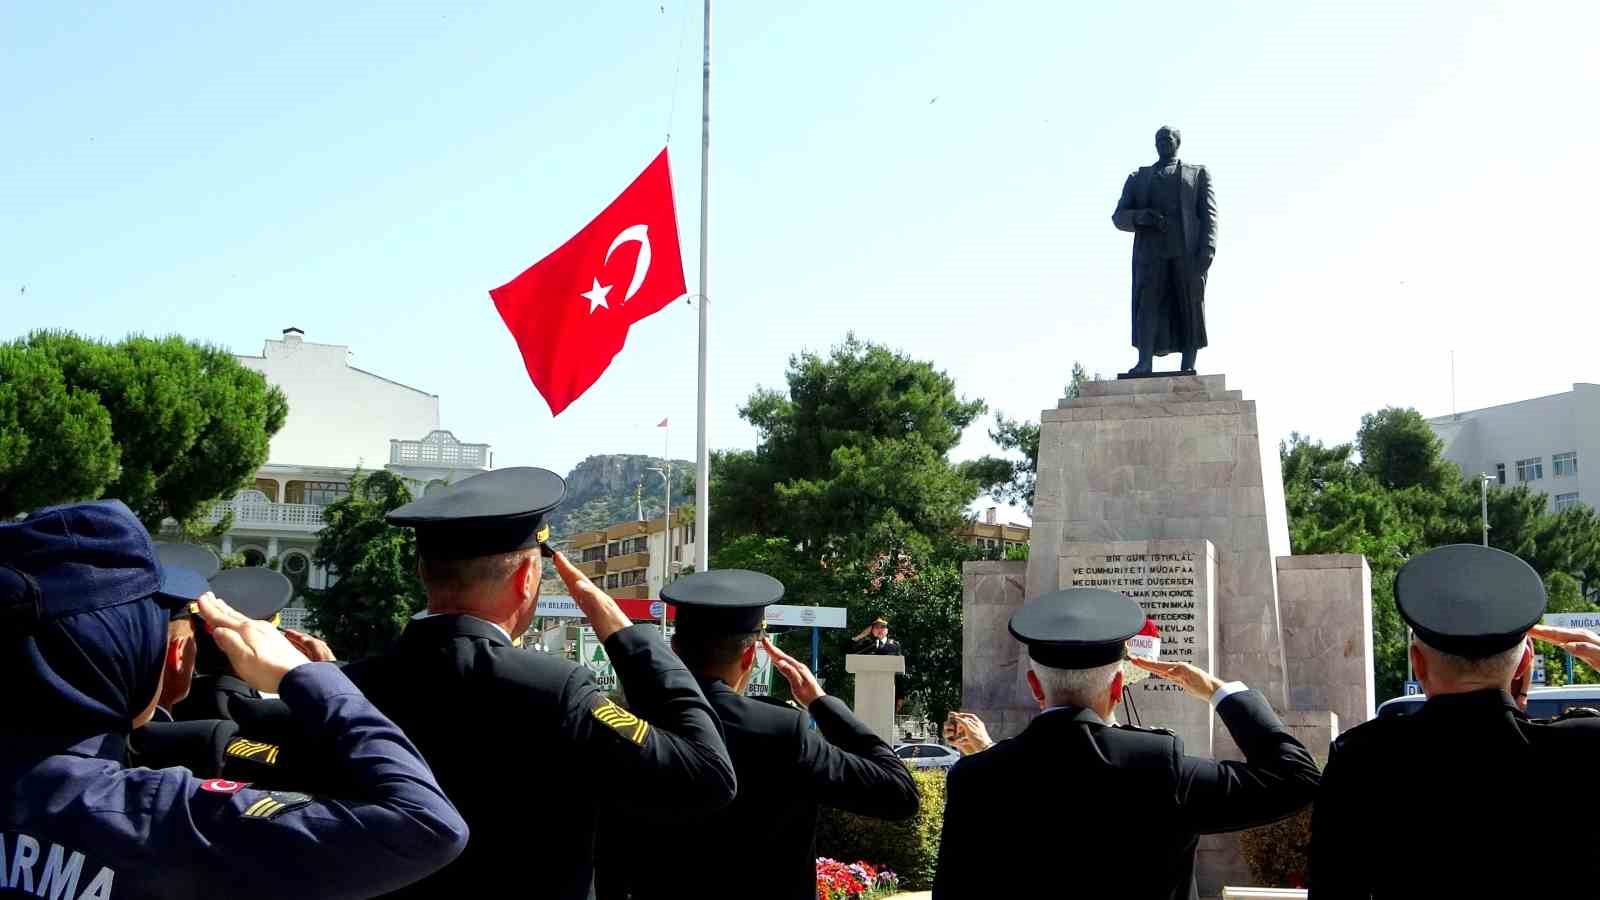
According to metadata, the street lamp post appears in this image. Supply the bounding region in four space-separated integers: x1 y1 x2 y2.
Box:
648 465 672 634
1480 473 1493 547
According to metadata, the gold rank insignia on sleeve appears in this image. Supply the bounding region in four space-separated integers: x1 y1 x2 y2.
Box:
225 738 282 766
241 791 313 820
591 698 651 747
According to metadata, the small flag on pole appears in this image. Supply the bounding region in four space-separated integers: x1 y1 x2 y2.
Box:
657 418 669 428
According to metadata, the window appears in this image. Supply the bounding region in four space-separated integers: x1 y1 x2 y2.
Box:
285 481 350 506
605 573 621 588
673 545 682 562
281 553 309 576
680 524 693 545
1556 492 1580 512
581 545 606 563
1516 458 1544 482
241 548 267 567
894 746 919 759
622 536 648 555
606 541 621 558
619 569 647 587
253 479 280 502
1554 452 1578 478
1495 463 1506 485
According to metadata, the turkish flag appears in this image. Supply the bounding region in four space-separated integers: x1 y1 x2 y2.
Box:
491 149 687 415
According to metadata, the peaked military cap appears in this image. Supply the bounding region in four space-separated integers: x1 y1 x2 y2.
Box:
1396 544 1546 658
155 541 222 579
661 569 785 634
387 467 566 560
871 617 889 627
1009 587 1145 669
208 566 294 622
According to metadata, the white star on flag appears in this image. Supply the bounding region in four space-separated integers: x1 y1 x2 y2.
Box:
581 278 612 313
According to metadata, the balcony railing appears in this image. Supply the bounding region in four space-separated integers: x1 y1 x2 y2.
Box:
576 558 607 578
390 430 491 469
205 500 326 532
607 551 651 571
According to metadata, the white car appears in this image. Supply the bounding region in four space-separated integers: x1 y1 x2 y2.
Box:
894 742 961 769
1376 684 1600 720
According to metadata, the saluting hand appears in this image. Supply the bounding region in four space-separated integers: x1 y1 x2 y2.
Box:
196 593 308 694
1130 658 1225 702
551 550 632 642
762 636 824 707
283 628 337 663
1529 624 1600 669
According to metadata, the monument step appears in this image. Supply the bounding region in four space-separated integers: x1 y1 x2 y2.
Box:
1077 374 1226 398
1063 389 1243 409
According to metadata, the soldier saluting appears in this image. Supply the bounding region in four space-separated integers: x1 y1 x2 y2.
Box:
934 587 1319 899
338 466 736 900
600 570 919 900
1309 545 1600 898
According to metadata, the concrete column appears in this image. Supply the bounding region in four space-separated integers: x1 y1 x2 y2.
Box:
267 536 280 561
221 535 233 555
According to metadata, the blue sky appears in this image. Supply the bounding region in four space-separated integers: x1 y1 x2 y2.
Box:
6 2 1599 524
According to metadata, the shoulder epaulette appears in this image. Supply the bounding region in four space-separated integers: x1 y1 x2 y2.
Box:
752 695 804 712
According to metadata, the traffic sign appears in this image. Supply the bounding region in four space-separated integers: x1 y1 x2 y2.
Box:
1532 653 1547 686
1403 681 1422 696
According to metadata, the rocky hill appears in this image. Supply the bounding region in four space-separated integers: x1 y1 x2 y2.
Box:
549 454 695 539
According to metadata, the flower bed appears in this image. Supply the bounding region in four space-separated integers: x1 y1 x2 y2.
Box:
816 857 899 900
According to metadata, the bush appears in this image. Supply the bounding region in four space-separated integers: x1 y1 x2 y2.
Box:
816 767 945 890
1238 806 1312 889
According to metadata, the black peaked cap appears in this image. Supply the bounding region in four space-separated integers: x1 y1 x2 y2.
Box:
208 567 294 622
1009 587 1144 669
1396 544 1545 658
387 467 567 561
661 569 785 634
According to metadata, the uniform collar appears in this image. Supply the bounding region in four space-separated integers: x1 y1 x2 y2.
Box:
404 611 513 647
1033 705 1106 727
1420 688 1524 719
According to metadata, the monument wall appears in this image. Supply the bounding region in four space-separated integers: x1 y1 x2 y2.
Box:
1026 374 1292 708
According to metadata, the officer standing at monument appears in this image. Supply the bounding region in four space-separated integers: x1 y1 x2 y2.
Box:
601 570 918 900
1 500 468 898
934 587 1319 899
1309 545 1600 898
338 467 736 900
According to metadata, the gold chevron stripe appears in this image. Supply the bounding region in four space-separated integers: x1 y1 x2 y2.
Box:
243 796 276 818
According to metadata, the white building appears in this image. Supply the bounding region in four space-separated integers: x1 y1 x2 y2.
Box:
195 328 491 616
1426 384 1599 512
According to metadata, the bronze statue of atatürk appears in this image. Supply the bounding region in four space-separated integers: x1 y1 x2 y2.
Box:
1112 126 1217 376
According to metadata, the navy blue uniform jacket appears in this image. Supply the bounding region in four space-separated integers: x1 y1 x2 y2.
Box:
1 663 468 900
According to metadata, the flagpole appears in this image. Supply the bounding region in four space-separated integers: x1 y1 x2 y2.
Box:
693 0 712 573
661 423 671 633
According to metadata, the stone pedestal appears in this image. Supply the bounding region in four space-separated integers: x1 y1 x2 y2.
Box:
1061 539 1217 754
1277 554 1375 732
846 654 905 743
1027 374 1292 707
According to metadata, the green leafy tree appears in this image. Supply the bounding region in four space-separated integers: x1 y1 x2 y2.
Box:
1284 410 1600 700
1 332 287 527
0 345 119 514
709 335 990 702
711 334 986 564
306 470 426 658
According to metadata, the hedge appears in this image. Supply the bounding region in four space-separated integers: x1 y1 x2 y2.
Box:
815 767 946 890
1238 806 1312 889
